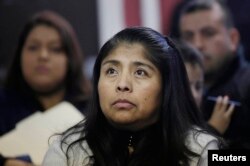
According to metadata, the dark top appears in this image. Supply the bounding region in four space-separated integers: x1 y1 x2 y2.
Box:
0 154 7 166
202 53 250 149
0 89 88 136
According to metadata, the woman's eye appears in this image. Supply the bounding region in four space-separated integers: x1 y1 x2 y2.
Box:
27 45 38 51
50 46 64 53
106 68 117 76
135 69 147 77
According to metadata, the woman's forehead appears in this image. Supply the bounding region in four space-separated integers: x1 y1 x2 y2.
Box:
102 43 153 65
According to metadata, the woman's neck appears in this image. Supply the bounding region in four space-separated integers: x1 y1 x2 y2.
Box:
37 88 65 110
109 122 159 155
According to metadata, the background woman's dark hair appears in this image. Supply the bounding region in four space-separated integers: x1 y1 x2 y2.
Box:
63 27 206 165
174 39 203 69
4 10 90 107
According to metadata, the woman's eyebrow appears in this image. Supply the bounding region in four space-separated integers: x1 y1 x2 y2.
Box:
101 59 120 66
133 61 156 71
101 59 156 71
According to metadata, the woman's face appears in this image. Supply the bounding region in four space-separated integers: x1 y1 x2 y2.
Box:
21 24 68 93
98 43 162 131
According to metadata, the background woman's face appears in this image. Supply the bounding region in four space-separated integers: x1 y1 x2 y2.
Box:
98 43 162 131
21 24 68 93
185 63 204 108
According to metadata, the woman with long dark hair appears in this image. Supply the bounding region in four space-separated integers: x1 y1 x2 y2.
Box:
0 10 90 135
0 10 90 166
43 27 219 166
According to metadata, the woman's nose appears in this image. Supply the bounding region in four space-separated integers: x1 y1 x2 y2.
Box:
116 73 132 92
117 86 130 92
39 48 49 60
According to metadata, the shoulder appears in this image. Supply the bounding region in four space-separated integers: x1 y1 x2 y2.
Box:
235 60 250 82
234 62 250 98
186 128 218 152
185 128 219 166
42 135 67 166
43 128 93 166
0 89 37 135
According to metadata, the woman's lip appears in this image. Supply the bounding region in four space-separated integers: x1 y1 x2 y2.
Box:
112 100 135 109
35 66 50 73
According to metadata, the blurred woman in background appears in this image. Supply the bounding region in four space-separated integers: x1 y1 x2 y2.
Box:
0 10 91 165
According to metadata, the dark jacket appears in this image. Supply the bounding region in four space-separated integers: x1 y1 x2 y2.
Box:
0 89 87 136
0 154 7 166
202 53 250 148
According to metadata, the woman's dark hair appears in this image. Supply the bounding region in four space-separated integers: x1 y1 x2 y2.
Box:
63 27 206 165
175 39 203 69
4 10 90 107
